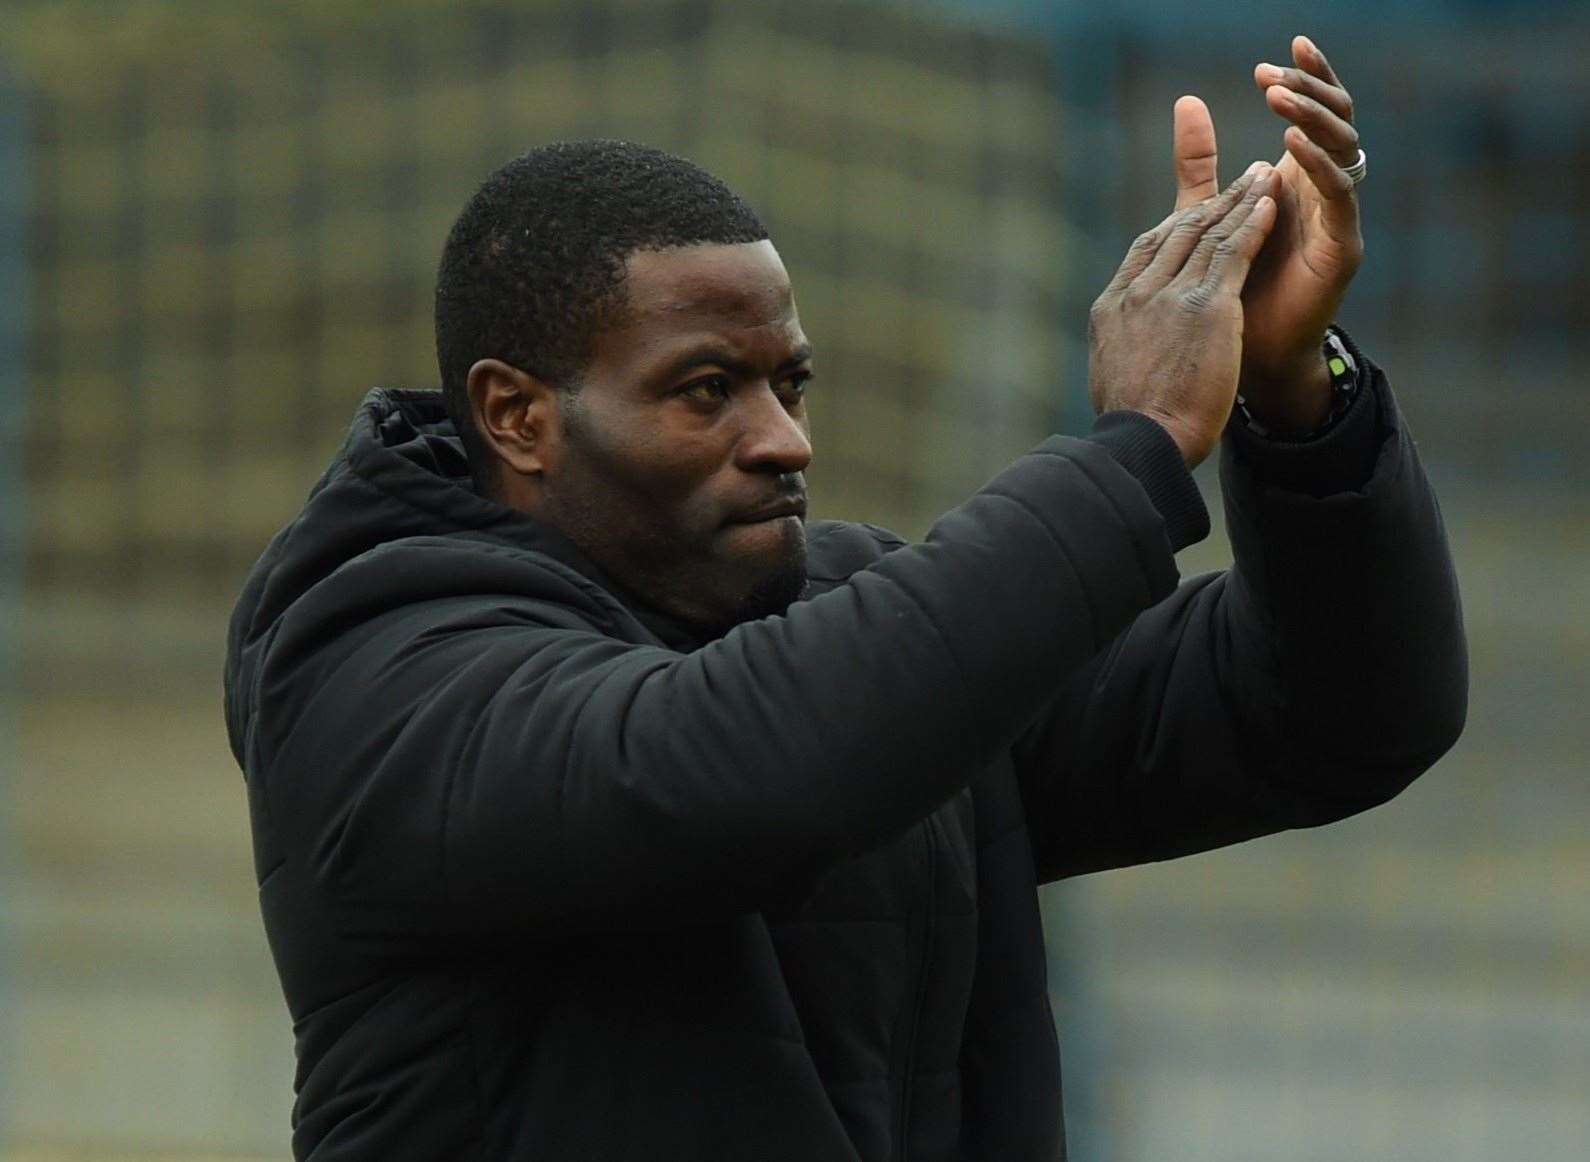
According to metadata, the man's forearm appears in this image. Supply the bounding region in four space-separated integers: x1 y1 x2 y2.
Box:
1219 346 1467 789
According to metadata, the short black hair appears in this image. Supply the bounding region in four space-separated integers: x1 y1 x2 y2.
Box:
434 140 769 493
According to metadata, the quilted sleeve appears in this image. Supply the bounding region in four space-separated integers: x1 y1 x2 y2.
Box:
253 433 1193 939
1012 360 1467 882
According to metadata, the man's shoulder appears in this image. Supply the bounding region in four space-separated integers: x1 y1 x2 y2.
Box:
275 531 636 655
805 519 909 583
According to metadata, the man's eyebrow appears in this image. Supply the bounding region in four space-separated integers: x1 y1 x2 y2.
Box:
661 343 814 380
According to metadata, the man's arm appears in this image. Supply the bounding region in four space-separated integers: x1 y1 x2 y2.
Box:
1012 344 1467 882
256 431 1172 940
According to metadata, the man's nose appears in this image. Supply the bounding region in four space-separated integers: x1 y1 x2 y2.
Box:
735 385 813 475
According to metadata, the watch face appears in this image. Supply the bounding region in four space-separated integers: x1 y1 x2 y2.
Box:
1324 328 1358 382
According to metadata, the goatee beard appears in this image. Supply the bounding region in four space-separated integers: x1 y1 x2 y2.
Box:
693 551 809 639
737 557 809 624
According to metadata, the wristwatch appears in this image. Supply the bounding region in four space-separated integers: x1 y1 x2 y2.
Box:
1235 326 1361 441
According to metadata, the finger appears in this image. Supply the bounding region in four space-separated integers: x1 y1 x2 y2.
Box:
1264 84 1360 166
1294 34 1344 89
1203 194 1279 294
1176 169 1280 285
1138 166 1266 288
1254 62 1354 124
1102 205 1187 296
1282 126 1360 241
1172 95 1219 211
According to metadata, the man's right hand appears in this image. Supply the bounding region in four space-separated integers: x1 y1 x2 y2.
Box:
1088 165 1281 468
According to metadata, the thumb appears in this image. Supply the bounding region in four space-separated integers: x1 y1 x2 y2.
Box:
1173 95 1219 211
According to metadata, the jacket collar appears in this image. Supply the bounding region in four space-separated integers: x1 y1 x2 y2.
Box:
357 389 712 651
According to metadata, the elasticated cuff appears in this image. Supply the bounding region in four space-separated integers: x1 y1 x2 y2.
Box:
1086 411 1210 552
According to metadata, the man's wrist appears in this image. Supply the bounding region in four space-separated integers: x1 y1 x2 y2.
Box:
1087 411 1211 552
1237 350 1333 436
1225 327 1381 498
1236 327 1362 441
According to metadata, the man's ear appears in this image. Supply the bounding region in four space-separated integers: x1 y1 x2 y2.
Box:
466 358 561 480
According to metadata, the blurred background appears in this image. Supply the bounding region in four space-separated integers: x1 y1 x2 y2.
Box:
0 0 1584 1159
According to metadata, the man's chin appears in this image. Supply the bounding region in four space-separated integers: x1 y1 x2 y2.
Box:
728 558 808 628
712 521 808 629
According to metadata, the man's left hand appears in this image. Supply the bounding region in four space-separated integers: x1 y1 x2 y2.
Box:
1171 35 1364 434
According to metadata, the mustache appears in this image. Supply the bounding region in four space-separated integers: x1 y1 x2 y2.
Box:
768 475 805 502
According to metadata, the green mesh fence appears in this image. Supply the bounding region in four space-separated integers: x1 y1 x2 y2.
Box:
2 4 1585 1160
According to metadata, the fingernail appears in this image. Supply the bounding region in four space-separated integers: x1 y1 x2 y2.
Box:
1258 64 1284 82
1245 160 1265 176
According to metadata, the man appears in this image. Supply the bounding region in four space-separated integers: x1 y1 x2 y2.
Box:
225 37 1465 1162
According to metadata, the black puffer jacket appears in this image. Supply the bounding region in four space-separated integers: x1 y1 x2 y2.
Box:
224 353 1465 1162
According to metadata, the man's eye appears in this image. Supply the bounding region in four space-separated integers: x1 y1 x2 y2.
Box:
679 376 731 404
779 372 814 402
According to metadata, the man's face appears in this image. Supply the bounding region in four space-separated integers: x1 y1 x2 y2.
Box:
536 240 814 633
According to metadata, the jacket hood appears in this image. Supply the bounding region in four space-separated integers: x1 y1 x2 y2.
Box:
223 388 620 766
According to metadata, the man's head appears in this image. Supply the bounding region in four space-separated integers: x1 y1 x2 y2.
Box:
434 141 814 634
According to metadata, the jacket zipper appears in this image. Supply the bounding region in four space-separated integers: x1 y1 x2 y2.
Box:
893 815 937 1162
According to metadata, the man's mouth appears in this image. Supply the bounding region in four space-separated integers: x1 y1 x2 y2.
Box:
731 496 808 524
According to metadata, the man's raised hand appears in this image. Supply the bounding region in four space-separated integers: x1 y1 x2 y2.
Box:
1089 165 1282 469
1172 36 1366 434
